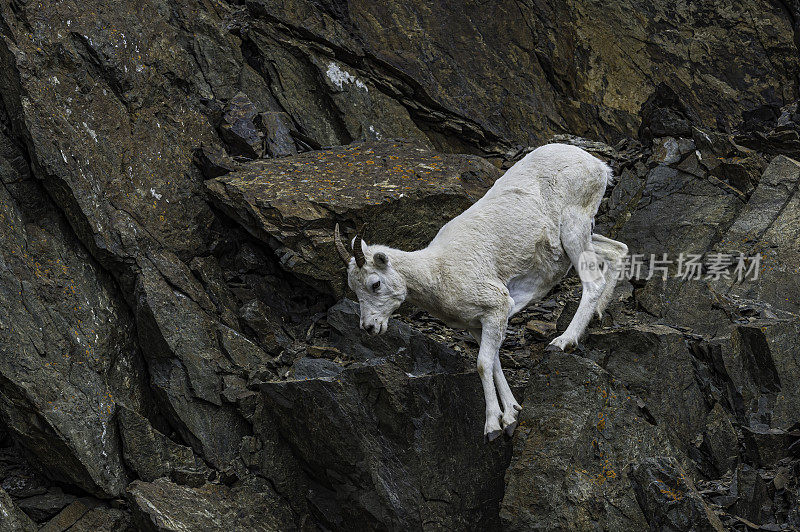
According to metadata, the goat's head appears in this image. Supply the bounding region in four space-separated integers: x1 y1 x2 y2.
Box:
335 224 407 335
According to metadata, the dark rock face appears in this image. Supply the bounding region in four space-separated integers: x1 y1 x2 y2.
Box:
0 0 798 529
241 0 797 149
117 406 210 485
255 302 510 530
259 366 511 530
0 124 143 498
501 351 674 530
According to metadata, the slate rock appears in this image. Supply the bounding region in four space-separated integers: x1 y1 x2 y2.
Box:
290 357 343 380
743 426 794 468
16 488 77 523
0 132 141 497
38 499 95 532
0 487 37 532
218 92 264 159
257 111 298 158
0 445 50 499
615 162 743 255
720 320 800 431
732 464 774 525
697 403 740 478
126 477 295 531
193 144 243 180
59 506 134 532
244 0 798 146
651 136 695 165
0 0 798 529
117 406 210 484
716 156 800 315
326 298 464 373
585 324 715 460
629 456 725 531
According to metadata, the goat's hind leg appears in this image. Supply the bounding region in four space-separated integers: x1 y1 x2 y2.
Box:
591 234 628 318
550 213 606 352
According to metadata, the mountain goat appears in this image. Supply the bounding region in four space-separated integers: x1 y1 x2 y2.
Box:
334 143 628 441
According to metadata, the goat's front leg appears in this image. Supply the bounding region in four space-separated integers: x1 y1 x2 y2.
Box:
476 317 507 441
494 350 522 436
472 327 521 437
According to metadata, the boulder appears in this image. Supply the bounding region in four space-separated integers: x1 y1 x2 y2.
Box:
15 488 76 523
206 140 500 294
38 499 96 532
325 299 465 371
218 93 264 159
614 161 744 255
53 506 133 532
584 324 722 461
257 112 298 158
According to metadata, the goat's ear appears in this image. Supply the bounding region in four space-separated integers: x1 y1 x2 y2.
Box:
373 252 389 269
350 236 369 253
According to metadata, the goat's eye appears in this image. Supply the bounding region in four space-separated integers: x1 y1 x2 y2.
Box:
371 280 381 292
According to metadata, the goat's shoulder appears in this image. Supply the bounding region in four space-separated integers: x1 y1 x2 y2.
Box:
425 267 512 327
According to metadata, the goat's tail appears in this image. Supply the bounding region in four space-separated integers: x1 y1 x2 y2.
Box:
602 162 616 188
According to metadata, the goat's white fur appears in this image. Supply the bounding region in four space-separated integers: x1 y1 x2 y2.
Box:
343 143 628 441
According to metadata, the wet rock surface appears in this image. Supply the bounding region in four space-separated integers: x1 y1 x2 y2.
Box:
0 0 798 529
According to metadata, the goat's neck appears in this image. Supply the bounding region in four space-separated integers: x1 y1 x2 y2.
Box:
384 247 441 313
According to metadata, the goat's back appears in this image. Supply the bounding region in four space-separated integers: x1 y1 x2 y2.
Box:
487 143 610 209
427 144 610 277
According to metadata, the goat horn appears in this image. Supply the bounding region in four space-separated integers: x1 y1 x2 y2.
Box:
352 225 366 268
334 224 352 265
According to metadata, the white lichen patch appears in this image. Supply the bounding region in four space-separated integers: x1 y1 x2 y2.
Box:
150 188 162 200
82 122 98 142
326 61 368 92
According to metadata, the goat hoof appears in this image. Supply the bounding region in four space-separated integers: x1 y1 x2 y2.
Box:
549 335 578 353
513 403 523 412
485 429 502 442
545 344 562 353
503 420 518 437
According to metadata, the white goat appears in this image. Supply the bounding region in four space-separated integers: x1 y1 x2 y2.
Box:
334 143 628 440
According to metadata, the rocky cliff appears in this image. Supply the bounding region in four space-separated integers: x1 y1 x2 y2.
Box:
0 0 799 530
